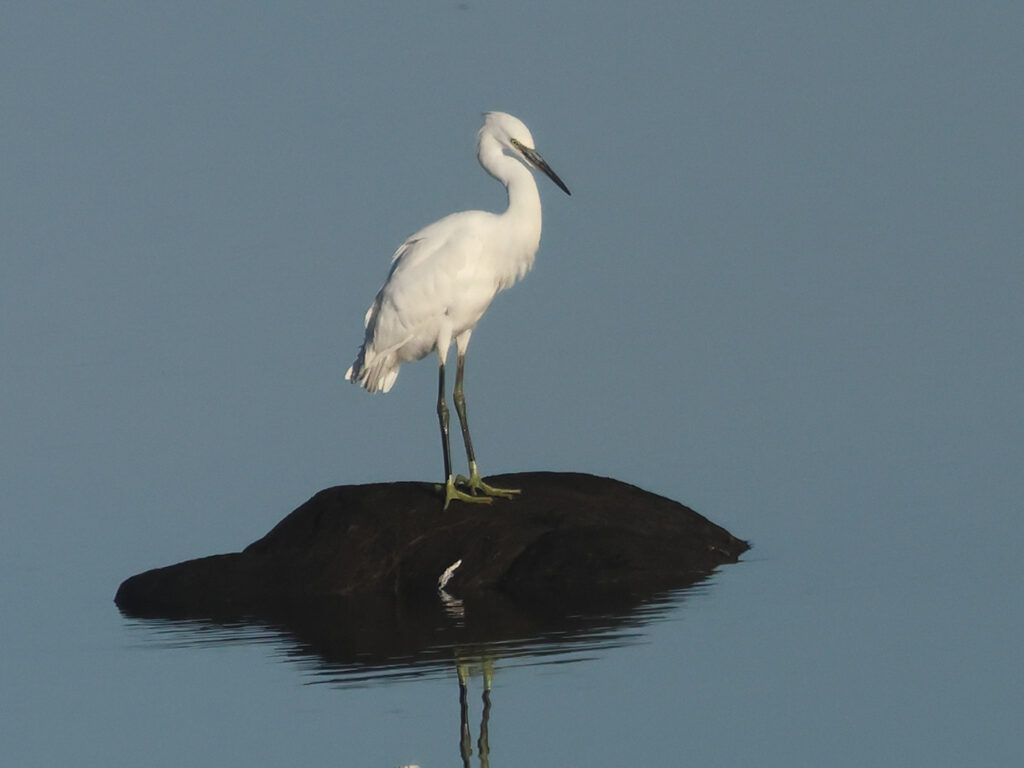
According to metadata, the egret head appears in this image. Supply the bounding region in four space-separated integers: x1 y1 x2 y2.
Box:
481 111 535 152
479 111 571 196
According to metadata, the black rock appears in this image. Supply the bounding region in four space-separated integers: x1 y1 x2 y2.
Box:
115 472 748 620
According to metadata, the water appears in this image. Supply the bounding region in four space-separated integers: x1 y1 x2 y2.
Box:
120 588 690 689
6 522 1018 766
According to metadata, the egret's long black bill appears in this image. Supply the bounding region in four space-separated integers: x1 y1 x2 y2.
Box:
521 146 571 196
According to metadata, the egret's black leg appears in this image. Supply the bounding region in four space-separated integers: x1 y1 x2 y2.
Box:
453 352 478 469
437 360 453 480
452 352 520 500
439 358 492 509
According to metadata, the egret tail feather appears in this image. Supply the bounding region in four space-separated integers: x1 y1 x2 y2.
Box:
346 346 399 393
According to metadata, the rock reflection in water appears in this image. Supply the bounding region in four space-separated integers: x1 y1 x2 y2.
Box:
123 573 711 687
124 573 718 765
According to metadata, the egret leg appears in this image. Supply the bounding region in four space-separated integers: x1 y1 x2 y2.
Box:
452 351 520 500
437 359 492 510
437 360 454 481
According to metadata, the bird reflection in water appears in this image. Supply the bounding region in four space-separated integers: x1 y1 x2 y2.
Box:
440 559 493 766
456 654 494 768
395 656 494 768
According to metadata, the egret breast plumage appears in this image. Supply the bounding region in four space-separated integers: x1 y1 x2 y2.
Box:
345 112 570 508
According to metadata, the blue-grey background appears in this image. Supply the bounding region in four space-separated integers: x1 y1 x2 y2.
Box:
2 1 1021 765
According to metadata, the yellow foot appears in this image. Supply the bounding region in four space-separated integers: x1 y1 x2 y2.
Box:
442 475 494 510
455 470 521 500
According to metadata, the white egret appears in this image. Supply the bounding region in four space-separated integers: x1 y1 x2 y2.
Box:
345 112 570 508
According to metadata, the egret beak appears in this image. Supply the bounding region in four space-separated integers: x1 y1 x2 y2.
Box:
513 140 571 196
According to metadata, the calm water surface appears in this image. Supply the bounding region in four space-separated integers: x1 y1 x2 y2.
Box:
5 517 1018 767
